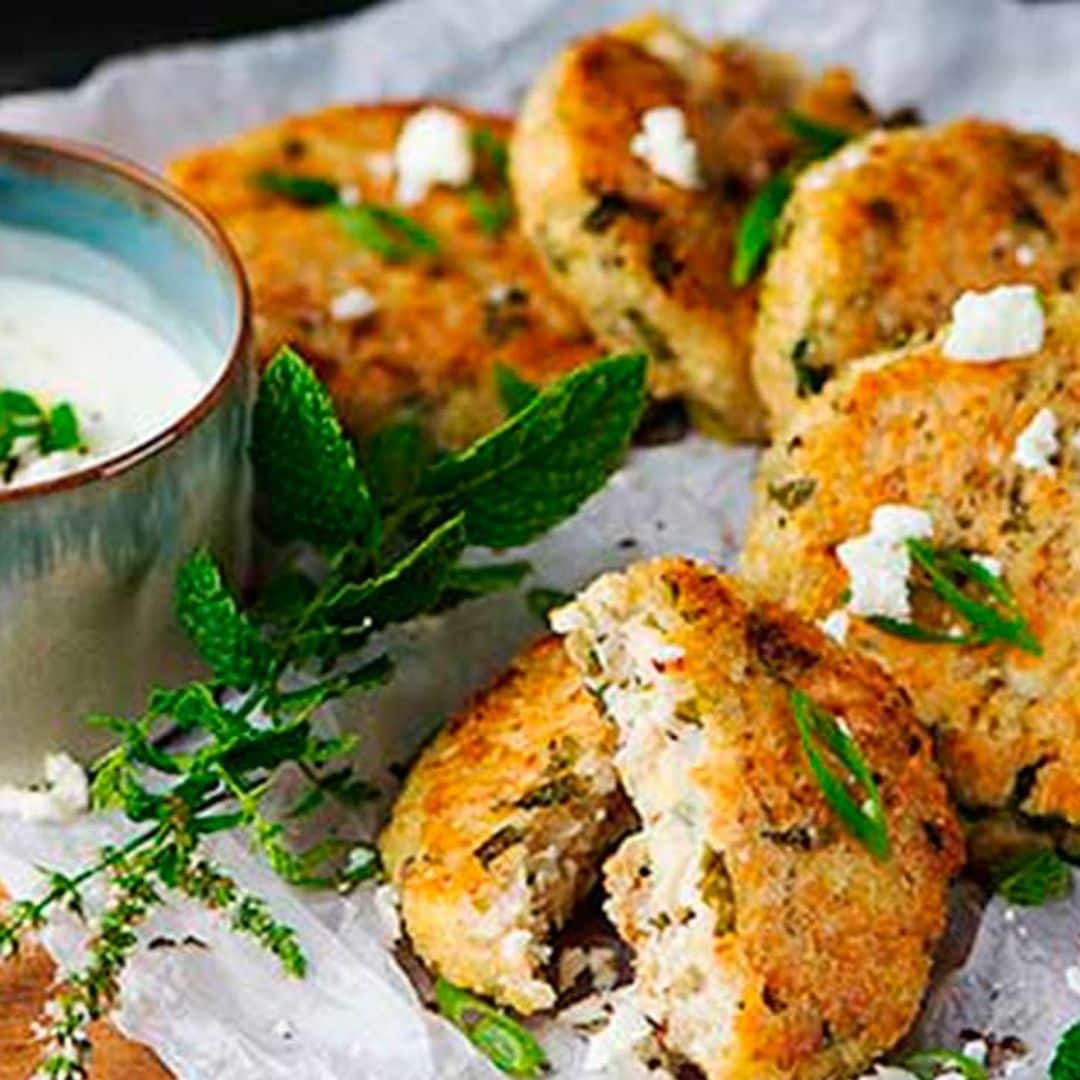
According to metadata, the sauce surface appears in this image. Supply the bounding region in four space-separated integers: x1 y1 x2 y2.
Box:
0 276 205 489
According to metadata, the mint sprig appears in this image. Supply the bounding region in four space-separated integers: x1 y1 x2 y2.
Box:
0 388 84 476
2 345 645 1079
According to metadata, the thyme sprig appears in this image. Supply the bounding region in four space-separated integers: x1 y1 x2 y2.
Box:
0 345 646 1078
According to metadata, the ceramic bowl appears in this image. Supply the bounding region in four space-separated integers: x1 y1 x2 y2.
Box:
0 132 253 785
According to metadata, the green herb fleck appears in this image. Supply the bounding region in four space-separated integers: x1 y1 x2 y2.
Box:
731 171 794 286
901 1049 988 1080
783 112 850 158
789 688 890 860
332 203 440 261
992 849 1072 906
435 978 549 1077
767 477 816 511
254 170 341 207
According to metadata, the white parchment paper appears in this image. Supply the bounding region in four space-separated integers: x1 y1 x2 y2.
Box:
2 1 1080 1076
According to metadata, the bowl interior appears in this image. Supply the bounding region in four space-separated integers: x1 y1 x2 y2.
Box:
0 137 242 383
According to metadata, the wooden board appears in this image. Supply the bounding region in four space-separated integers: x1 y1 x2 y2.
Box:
0 887 172 1080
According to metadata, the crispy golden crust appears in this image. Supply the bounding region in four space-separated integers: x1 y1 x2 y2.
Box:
511 17 878 442
743 293 1080 825
168 102 597 449
556 560 961 1080
753 118 1080 433
378 636 632 1014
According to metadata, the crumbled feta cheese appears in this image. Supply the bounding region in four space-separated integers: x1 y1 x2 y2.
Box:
1015 243 1035 267
819 608 850 644
0 753 89 822
962 1038 988 1065
942 284 1045 362
371 882 401 943
393 106 473 205
629 106 702 190
338 183 361 207
582 988 652 1072
972 554 1003 577
1012 406 1059 474
836 505 934 620
1066 964 1080 995
329 286 378 323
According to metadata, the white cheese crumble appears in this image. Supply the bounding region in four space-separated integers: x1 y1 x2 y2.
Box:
1012 406 1059 474
819 608 850 644
393 106 473 205
329 285 378 323
942 284 1045 362
962 1038 988 1065
629 106 702 190
0 752 89 822
836 504 934 620
1015 243 1036 267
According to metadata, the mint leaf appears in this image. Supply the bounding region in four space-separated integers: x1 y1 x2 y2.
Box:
420 353 647 548
365 421 431 511
1052 1021 1080 1080
252 347 376 547
494 364 539 415
175 550 271 688
327 514 467 628
993 849 1072 906
41 402 82 453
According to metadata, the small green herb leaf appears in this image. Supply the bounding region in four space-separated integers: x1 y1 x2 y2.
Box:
254 170 341 206
789 688 890 860
332 204 439 261
992 849 1072 906
494 364 539 415
365 421 431 511
1052 1020 1080 1080
731 171 793 286
901 1049 988 1080
327 514 467 628
251 346 377 547
435 978 549 1077
421 353 647 548
175 550 271 688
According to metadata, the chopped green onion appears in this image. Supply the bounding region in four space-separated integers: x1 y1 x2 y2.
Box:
731 172 793 286
872 540 1041 656
783 112 850 159
253 170 341 207
1052 1020 1080 1080
789 688 890 860
495 364 539 414
901 1048 989 1080
434 978 549 1077
992 848 1072 907
332 204 440 262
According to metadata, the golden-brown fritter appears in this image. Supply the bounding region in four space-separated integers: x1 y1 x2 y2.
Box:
753 118 1080 433
511 15 879 442
168 103 598 449
743 291 1080 827
378 636 632 1015
552 559 961 1080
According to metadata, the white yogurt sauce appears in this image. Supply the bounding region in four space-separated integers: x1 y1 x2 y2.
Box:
0 276 205 489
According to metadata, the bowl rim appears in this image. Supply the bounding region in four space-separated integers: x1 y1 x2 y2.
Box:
0 129 252 505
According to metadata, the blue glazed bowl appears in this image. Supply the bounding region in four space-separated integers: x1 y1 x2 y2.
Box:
0 133 253 784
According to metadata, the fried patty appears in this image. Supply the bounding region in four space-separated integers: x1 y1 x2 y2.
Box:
743 291 1080 827
168 103 597 449
552 559 961 1080
511 15 879 442
753 118 1080 433
378 636 633 1014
